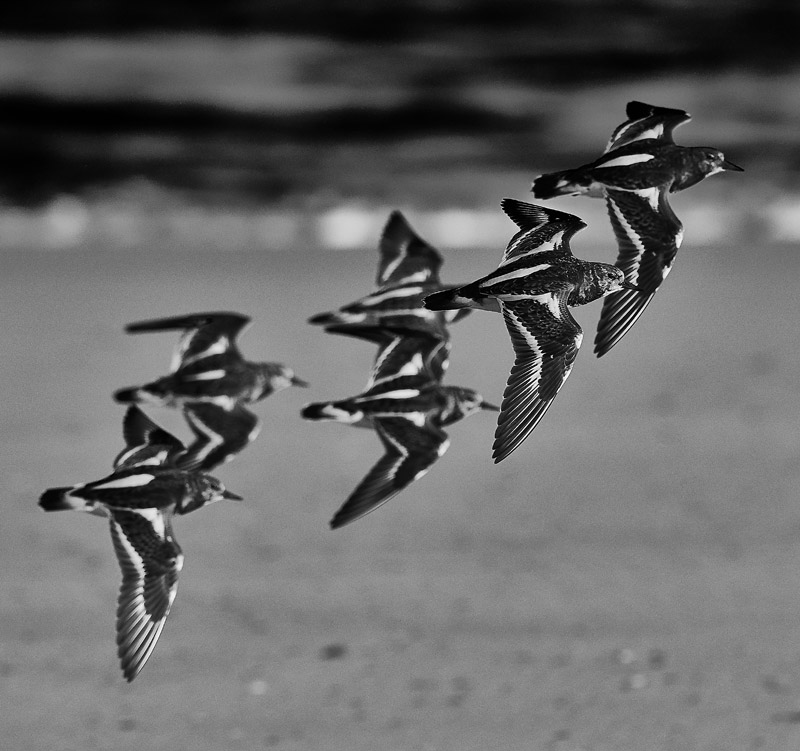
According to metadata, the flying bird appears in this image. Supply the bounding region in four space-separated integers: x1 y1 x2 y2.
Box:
531 101 743 356
425 198 635 463
39 406 242 681
308 210 470 341
114 311 307 408
302 330 496 528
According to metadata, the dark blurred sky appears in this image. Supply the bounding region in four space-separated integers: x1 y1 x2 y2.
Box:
0 0 796 208
0 0 796 58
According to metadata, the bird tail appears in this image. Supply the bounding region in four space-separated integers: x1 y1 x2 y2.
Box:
307 311 340 326
113 387 143 404
301 402 337 421
39 487 85 512
531 169 584 199
301 402 361 423
423 286 474 311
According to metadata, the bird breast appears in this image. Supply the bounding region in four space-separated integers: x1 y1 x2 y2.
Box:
568 264 624 306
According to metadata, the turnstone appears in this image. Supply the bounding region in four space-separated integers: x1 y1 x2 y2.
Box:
39 406 242 681
114 311 307 408
302 331 496 528
531 101 743 356
424 198 635 463
308 210 470 340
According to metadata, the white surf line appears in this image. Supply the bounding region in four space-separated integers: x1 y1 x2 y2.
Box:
0 195 795 250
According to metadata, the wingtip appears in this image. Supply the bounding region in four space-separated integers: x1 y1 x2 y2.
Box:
329 511 351 530
490 435 517 464
592 332 616 358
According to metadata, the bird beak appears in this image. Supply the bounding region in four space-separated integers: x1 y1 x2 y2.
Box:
621 281 646 292
481 401 501 412
723 159 744 172
291 376 310 387
222 489 243 501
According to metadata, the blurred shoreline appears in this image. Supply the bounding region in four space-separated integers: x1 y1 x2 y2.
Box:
1 184 795 252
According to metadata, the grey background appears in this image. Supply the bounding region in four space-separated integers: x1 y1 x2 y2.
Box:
2 3 800 750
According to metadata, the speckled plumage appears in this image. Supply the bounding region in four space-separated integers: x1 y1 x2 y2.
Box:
39 406 242 681
425 199 632 463
302 331 496 528
531 101 743 357
114 311 307 407
308 210 470 341
113 311 306 470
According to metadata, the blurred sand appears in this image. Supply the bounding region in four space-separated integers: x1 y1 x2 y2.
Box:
2 216 800 751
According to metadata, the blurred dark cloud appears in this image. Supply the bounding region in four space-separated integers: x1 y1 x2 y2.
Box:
0 0 796 66
0 0 796 207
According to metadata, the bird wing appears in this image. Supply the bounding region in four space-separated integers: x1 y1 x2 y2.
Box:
499 199 585 265
492 295 582 463
125 312 250 372
308 285 455 339
114 406 186 470
593 187 683 357
178 402 261 473
605 101 692 152
377 211 443 288
108 506 183 682
330 416 449 529
367 333 451 390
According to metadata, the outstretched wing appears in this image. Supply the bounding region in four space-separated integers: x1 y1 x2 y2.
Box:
125 312 250 372
178 402 261 473
593 187 683 357
367 333 451 390
330 416 449 529
492 295 582 463
499 199 586 265
605 101 691 152
377 211 443 288
114 406 186 470
108 507 183 682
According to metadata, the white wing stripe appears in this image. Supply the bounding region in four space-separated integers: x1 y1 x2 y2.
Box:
485 264 552 286
93 474 155 490
596 153 655 169
183 369 227 381
360 287 423 306
179 338 229 369
358 389 420 401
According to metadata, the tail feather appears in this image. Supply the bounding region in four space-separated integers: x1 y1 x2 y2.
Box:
39 487 81 511
531 170 584 199
423 287 472 311
425 285 500 313
301 402 361 424
531 169 594 198
113 387 142 404
301 402 336 421
308 311 341 326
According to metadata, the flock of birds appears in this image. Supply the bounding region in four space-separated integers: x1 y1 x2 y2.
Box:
39 101 742 681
